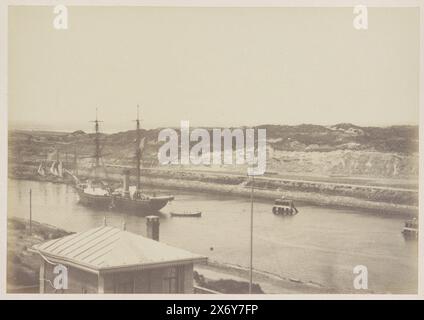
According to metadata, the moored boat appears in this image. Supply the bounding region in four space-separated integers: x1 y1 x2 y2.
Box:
170 211 202 218
402 218 418 239
272 198 298 216
76 181 112 208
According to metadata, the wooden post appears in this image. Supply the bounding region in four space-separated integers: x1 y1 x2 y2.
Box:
29 189 32 235
146 216 160 241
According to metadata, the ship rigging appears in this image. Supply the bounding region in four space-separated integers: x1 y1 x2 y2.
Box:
75 107 174 214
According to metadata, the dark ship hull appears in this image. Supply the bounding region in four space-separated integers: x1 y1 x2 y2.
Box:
76 188 111 208
112 195 174 212
76 187 174 213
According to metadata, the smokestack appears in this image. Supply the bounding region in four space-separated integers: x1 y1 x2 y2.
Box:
123 169 130 197
146 216 160 241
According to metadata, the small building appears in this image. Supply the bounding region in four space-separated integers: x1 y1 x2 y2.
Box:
31 216 207 293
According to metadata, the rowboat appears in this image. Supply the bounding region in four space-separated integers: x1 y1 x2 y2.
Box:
170 211 202 218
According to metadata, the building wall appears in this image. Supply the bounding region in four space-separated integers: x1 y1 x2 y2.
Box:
40 261 194 294
42 261 98 294
102 263 194 293
182 263 194 294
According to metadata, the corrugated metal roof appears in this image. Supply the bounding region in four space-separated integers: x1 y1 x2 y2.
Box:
32 226 206 272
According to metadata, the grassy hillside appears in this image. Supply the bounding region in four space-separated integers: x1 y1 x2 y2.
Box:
8 123 418 179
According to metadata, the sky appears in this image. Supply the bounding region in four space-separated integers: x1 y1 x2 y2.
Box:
8 6 420 133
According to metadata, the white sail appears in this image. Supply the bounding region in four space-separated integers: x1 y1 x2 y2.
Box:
49 161 56 175
50 161 59 176
58 161 63 177
37 163 46 176
54 162 59 176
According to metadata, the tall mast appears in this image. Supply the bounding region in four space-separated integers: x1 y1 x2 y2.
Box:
74 145 78 176
90 108 103 178
135 105 141 190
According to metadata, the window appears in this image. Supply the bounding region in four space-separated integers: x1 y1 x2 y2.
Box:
162 266 185 293
163 267 177 293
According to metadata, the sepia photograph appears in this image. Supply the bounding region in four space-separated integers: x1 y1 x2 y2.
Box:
1 1 422 298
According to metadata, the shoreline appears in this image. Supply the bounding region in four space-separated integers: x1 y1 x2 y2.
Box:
9 164 418 217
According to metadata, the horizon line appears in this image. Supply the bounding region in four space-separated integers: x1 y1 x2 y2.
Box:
7 122 419 135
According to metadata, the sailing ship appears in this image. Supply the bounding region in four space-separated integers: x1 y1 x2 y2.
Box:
75 107 174 213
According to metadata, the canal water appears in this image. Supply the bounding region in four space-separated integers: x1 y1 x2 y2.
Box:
8 179 418 293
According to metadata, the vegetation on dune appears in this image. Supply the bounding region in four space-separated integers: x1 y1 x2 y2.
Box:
9 123 418 156
7 123 419 181
7 218 72 292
